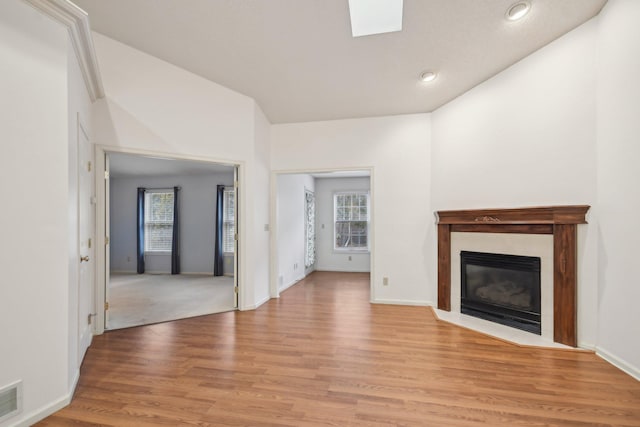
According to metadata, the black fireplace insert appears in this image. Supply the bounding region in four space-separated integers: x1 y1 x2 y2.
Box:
461 251 541 335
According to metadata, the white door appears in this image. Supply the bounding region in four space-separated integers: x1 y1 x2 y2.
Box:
78 120 95 362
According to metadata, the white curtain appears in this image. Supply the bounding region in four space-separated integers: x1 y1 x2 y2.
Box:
304 190 316 267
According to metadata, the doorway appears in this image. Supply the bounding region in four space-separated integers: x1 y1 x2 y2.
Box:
271 169 374 299
102 152 239 330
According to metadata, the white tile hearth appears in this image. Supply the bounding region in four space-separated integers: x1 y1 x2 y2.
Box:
433 308 571 349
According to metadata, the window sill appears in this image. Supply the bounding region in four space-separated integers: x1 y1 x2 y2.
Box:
333 249 370 254
145 251 171 255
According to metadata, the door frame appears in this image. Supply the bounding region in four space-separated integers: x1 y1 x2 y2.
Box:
269 167 375 301
93 145 244 334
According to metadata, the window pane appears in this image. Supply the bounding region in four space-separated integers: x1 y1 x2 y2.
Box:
223 189 235 253
144 191 174 252
334 192 369 250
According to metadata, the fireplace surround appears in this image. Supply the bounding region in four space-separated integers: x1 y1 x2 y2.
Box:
436 206 590 347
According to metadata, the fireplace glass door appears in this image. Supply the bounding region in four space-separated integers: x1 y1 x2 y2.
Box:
461 251 541 334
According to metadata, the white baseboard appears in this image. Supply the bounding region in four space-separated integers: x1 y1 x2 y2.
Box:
12 353 88 426
371 298 433 307
241 294 271 311
14 391 71 427
315 268 371 273
279 277 301 293
110 271 227 276
596 346 640 381
577 341 596 351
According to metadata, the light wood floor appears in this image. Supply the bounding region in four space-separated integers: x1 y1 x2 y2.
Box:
39 272 640 426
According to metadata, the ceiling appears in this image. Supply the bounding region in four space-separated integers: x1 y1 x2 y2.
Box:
109 153 234 178
73 0 607 124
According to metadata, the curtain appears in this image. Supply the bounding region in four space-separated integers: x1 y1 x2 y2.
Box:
214 185 225 276
305 190 316 267
171 186 181 274
136 187 145 274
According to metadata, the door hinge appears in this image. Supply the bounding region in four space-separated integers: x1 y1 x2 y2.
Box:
104 302 109 310
88 238 92 249
234 286 238 294
87 161 92 172
104 170 110 179
234 180 238 189
234 233 238 241
105 236 110 245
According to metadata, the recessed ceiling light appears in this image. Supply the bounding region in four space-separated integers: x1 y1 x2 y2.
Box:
420 71 437 82
506 1 531 21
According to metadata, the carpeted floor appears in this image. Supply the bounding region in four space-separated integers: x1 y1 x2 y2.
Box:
108 273 235 330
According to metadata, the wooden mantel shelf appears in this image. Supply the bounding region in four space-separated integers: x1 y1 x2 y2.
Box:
436 205 590 225
435 205 590 347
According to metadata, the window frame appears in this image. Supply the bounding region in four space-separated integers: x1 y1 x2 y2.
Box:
333 191 370 253
143 189 174 254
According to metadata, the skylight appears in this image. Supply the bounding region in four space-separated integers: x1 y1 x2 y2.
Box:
348 0 403 37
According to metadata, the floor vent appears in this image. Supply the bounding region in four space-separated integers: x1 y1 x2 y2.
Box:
0 381 22 422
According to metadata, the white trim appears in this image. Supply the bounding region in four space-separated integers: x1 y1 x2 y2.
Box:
371 299 433 307
333 190 370 252
315 268 371 273
596 347 640 381
14 392 71 427
69 368 80 398
23 0 104 101
279 277 303 293
578 341 596 351
241 294 271 311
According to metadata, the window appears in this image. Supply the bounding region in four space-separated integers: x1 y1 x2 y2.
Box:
334 192 369 251
223 188 235 253
144 190 174 252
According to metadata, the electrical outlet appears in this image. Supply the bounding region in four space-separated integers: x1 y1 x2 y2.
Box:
383 277 389 286
127 256 131 262
348 256 352 261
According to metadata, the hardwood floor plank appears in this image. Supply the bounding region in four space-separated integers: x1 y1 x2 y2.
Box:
38 272 640 426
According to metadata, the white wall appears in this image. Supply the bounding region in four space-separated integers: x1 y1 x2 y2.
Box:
276 174 315 290
315 177 371 272
431 18 599 348
0 2 71 425
271 114 432 305
91 33 270 310
248 104 272 308
595 0 640 377
109 173 233 274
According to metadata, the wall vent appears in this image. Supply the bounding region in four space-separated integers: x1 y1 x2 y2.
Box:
0 381 22 423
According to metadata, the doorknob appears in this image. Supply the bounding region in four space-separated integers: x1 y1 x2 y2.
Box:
80 255 90 262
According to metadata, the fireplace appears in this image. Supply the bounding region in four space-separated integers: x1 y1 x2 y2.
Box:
461 251 541 334
436 205 590 347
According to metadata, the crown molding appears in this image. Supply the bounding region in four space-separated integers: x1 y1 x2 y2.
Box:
23 0 104 101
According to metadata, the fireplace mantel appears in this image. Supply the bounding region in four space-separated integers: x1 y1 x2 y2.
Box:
436 205 590 347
